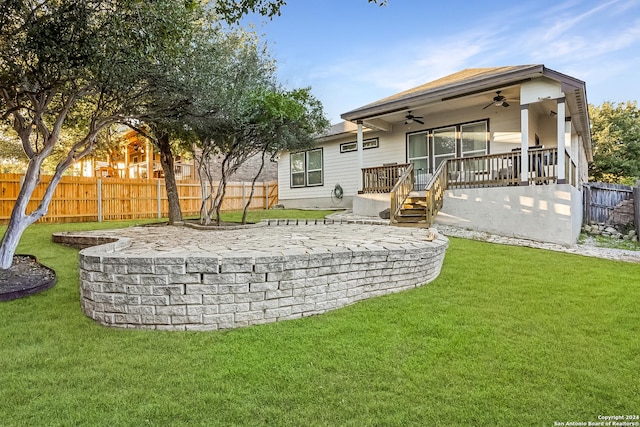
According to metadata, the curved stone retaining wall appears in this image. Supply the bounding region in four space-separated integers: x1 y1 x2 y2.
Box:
70 224 448 331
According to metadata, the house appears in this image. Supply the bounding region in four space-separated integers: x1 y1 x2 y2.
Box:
276 65 592 245
73 129 198 180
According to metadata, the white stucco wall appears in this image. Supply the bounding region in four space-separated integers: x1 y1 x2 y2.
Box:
436 184 582 245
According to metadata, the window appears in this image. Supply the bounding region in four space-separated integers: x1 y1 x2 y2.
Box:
290 148 323 187
461 122 488 157
340 138 379 153
406 119 489 175
433 126 457 170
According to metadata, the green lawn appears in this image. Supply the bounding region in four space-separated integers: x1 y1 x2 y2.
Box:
1 214 639 426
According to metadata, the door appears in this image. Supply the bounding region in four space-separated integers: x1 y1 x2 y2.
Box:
407 132 429 190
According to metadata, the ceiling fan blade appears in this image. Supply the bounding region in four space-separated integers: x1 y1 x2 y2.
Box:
415 118 424 125
502 101 509 107
482 102 494 110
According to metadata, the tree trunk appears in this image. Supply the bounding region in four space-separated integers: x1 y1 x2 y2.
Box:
156 132 183 224
0 156 49 269
241 150 266 224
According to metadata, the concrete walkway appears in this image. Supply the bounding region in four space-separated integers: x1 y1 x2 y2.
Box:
327 210 640 264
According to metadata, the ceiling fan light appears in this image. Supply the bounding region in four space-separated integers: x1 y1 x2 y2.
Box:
406 118 414 124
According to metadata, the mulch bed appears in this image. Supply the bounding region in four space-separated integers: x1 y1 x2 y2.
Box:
0 255 57 302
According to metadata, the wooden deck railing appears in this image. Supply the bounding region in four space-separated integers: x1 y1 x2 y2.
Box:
447 147 559 188
424 160 448 227
361 163 411 193
389 163 414 224
565 152 577 186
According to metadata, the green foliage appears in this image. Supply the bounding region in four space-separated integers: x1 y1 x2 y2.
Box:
0 222 638 425
589 101 640 183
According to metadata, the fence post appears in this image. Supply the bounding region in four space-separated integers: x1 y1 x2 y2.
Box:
634 182 640 242
265 182 269 209
241 182 246 210
97 178 102 222
156 180 162 218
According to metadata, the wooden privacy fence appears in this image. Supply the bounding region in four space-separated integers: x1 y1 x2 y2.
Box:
0 173 278 224
582 182 634 225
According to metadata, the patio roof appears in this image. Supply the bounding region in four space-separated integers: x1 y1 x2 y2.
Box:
340 64 591 150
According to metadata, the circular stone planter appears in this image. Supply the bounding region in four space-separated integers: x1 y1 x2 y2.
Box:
56 222 448 331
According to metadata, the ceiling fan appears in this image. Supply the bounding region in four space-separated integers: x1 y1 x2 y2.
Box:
405 111 424 125
482 90 509 109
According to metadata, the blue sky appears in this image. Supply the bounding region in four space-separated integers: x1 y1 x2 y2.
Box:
242 0 640 124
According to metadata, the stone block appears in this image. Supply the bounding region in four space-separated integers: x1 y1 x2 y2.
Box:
250 300 280 311
278 279 306 290
264 307 292 319
127 305 155 315
113 295 140 305
203 313 234 328
93 293 114 304
103 264 128 274
265 289 293 299
155 264 186 275
153 285 185 295
254 262 284 273
154 257 186 265
220 262 254 273
203 294 234 305
185 284 218 295
140 275 169 285
170 315 202 324
235 311 265 322
102 282 126 293
234 292 265 303
236 273 267 284
202 273 236 285
186 257 219 273
141 295 170 306
170 294 203 305
156 305 187 316
102 302 128 313
114 314 141 324
126 285 154 296
219 303 250 314
249 282 279 292
187 305 219 315
92 272 115 283
278 296 305 307
113 274 140 285
218 284 249 294
169 273 201 284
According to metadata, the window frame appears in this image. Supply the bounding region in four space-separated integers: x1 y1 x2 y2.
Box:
290 148 324 188
340 138 379 153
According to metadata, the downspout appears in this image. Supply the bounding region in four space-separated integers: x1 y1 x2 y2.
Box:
357 120 364 192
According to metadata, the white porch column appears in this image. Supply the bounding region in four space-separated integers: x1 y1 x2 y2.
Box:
520 105 529 185
556 98 566 184
357 120 364 191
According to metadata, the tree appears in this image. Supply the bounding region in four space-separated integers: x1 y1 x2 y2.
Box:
0 0 201 269
239 87 328 223
589 101 640 184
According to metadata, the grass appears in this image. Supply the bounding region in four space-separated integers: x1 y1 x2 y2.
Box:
1 213 639 426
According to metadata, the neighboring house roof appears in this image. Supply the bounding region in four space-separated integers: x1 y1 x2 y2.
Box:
340 64 591 152
315 120 374 143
